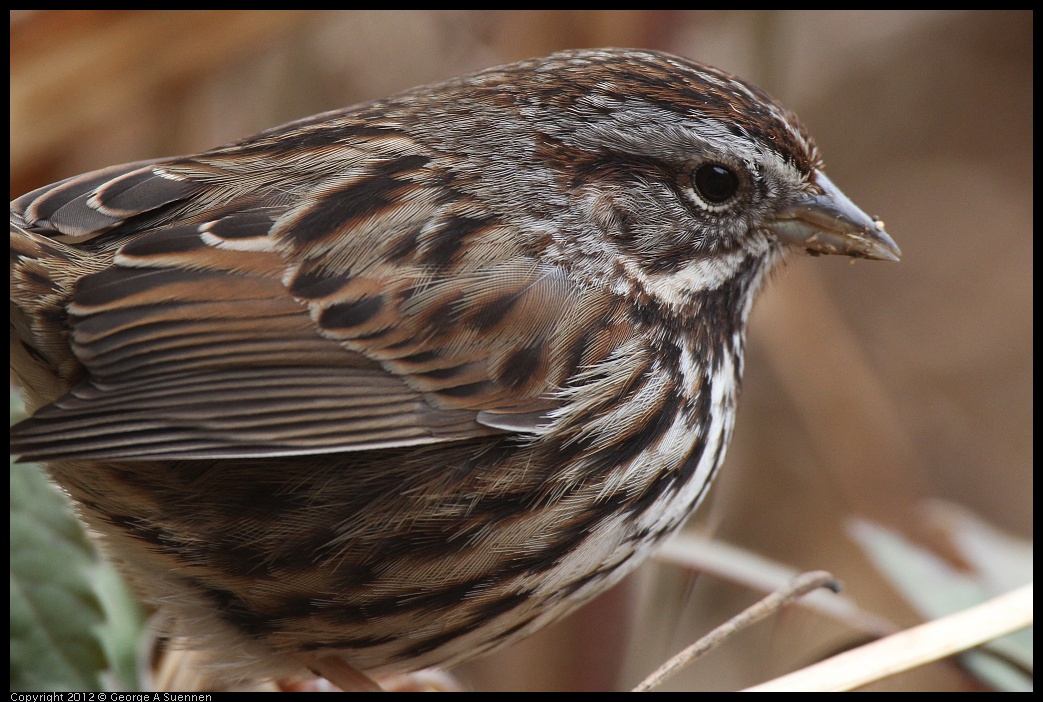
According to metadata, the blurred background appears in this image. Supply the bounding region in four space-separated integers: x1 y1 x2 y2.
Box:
10 10 1032 692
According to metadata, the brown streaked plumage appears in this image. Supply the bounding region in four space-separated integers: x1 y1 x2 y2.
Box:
10 48 899 688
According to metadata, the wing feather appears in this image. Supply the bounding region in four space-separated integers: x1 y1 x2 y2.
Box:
10 129 635 461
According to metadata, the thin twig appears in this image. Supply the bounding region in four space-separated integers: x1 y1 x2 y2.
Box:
633 570 841 692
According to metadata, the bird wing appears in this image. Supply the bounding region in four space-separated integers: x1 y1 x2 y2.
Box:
10 127 630 461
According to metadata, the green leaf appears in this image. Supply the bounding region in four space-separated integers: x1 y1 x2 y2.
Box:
10 458 108 690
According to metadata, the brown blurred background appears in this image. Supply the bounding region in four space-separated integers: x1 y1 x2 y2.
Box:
10 10 1032 692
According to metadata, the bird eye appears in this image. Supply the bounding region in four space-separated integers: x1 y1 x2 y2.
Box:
692 162 740 205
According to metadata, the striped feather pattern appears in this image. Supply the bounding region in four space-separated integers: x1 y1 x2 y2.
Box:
9 48 897 684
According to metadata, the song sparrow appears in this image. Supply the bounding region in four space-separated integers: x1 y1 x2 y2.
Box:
10 48 899 687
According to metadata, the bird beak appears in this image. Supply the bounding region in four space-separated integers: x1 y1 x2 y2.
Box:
767 171 901 262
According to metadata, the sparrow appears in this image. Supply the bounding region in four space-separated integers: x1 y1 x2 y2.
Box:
10 48 899 687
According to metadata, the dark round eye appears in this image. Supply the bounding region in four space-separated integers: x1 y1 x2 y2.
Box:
693 162 740 204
